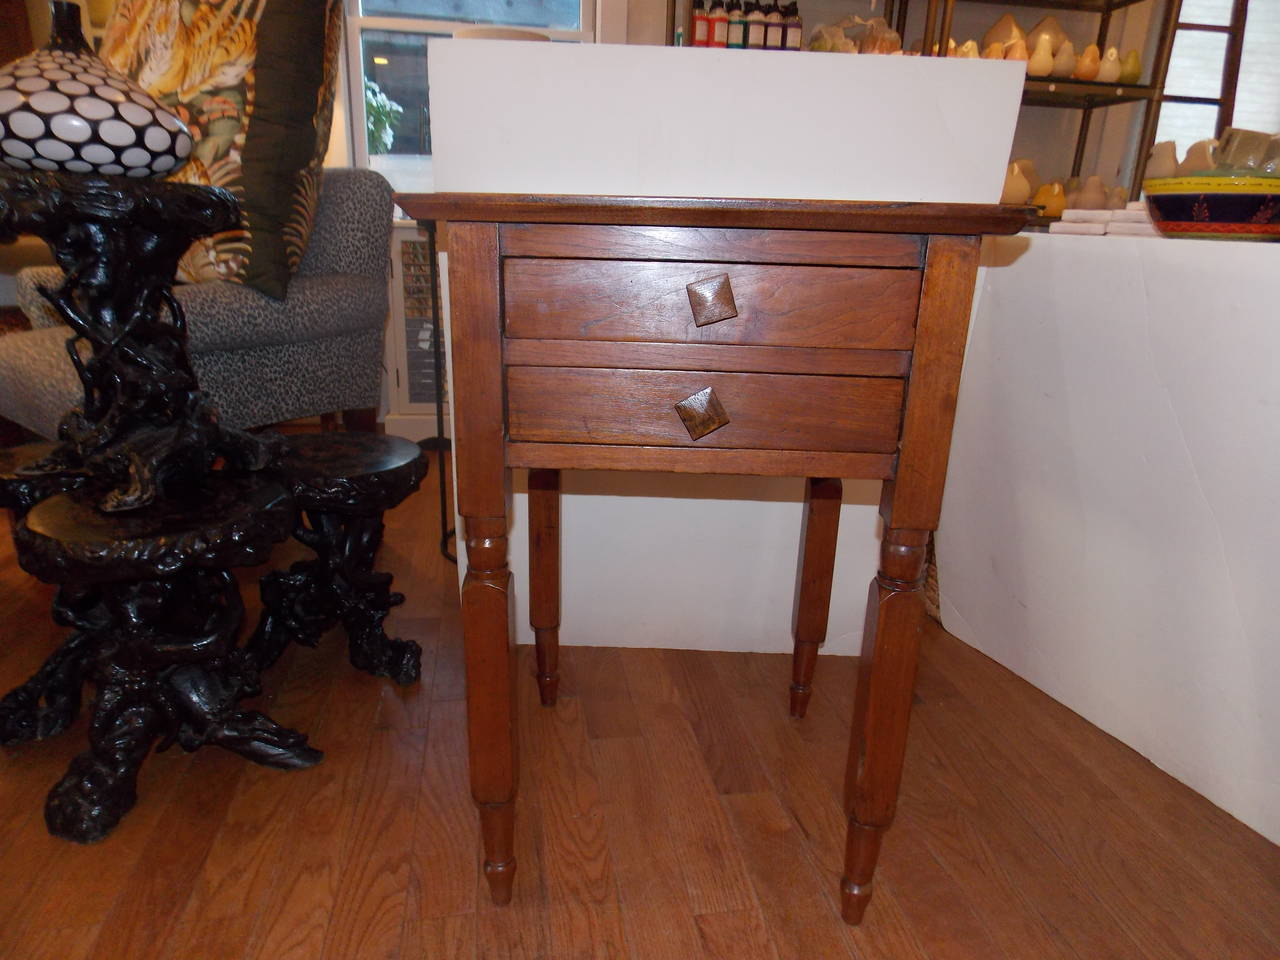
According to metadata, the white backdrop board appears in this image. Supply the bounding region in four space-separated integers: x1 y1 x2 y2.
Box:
940 234 1280 844
428 40 1024 203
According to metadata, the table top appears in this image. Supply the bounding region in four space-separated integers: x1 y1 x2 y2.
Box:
16 474 293 583
281 433 424 484
280 432 428 514
396 193 1033 236
0 169 239 243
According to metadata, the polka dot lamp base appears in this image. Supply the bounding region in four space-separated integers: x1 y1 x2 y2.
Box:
0 1 193 179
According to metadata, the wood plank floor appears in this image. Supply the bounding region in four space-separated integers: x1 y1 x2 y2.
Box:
1 454 1277 960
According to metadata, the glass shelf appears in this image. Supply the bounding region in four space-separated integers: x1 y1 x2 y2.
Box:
1022 79 1159 109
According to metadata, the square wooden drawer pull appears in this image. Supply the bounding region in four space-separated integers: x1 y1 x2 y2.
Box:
686 273 738 327
674 387 731 440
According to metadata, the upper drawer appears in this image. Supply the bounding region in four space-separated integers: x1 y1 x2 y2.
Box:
502 259 920 351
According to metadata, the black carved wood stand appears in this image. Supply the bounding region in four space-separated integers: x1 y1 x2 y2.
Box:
249 433 428 685
0 170 425 843
12 475 319 841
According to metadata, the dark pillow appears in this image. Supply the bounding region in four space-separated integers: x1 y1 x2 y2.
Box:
100 0 343 299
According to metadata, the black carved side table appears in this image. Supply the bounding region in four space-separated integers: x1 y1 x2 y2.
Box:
8 475 321 842
250 433 428 685
0 168 427 843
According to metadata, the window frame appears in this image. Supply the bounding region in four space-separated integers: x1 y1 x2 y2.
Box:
1158 0 1250 141
343 1 597 173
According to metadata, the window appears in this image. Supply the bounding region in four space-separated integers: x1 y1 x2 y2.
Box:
1155 0 1280 155
361 0 583 30
344 0 595 192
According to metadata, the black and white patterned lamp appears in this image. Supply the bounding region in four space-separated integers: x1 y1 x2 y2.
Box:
0 1 194 178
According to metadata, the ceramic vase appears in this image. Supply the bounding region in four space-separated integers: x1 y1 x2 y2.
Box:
1027 34 1054 76
1051 40 1076 78
982 13 1024 51
1073 44 1101 81
1026 16 1067 55
1096 46 1122 83
0 0 193 177
1119 49 1142 84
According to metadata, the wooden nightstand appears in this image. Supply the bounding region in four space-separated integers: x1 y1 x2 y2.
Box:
397 193 1027 924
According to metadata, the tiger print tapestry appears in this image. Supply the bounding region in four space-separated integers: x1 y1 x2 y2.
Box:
100 0 342 299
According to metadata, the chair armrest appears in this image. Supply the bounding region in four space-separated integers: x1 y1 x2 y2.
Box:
15 265 385 354
178 273 387 354
298 169 394 281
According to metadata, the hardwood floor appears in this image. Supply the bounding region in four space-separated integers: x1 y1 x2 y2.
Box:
0 460 1277 960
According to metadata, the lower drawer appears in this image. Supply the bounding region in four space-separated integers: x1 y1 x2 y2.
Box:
506 367 904 453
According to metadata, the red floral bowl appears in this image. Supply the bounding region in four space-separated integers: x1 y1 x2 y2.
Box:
1143 176 1280 240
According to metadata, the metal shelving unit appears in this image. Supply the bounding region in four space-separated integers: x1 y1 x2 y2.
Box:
1022 77 1158 108
894 0 1183 198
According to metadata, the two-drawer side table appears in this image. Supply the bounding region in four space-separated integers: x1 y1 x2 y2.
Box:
398 193 1027 924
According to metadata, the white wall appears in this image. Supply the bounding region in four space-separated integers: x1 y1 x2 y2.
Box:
939 234 1280 844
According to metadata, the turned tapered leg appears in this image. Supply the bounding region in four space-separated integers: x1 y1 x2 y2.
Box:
841 527 929 924
528 469 561 706
462 515 518 904
449 222 520 905
790 477 842 718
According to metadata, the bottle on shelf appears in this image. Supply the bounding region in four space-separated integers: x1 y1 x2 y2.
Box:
745 2 766 49
764 1 785 50
727 0 746 49
709 0 729 47
692 0 710 47
783 2 803 50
